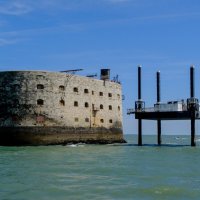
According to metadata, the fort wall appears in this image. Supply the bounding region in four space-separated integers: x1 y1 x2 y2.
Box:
0 71 124 145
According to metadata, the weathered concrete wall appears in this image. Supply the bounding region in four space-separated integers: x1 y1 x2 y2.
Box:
0 71 124 145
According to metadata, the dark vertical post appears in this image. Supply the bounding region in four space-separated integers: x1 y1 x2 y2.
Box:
190 66 194 98
191 118 195 146
157 71 161 103
157 120 161 145
138 65 142 146
138 65 142 100
138 119 142 146
190 65 196 146
157 71 161 145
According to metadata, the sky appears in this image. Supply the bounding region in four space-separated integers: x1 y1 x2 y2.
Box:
1 0 200 136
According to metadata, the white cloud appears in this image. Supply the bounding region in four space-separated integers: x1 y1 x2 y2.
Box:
0 1 32 15
0 0 134 16
0 0 85 15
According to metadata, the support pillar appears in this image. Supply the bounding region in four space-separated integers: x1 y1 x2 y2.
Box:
138 65 142 146
190 66 194 98
138 119 142 146
157 71 162 145
190 65 196 146
157 120 161 145
191 116 195 146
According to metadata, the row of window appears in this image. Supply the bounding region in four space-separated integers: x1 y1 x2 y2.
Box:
74 117 113 123
37 99 120 111
36 84 120 98
8 83 120 98
4 99 120 111
73 88 118 98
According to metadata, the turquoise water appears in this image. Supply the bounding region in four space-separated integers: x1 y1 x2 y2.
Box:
1 135 200 200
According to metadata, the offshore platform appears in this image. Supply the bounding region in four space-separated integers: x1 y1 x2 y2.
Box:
127 65 199 146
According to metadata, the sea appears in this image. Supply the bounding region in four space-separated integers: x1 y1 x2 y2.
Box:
1 134 200 200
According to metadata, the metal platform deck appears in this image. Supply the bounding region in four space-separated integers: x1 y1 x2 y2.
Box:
128 109 200 120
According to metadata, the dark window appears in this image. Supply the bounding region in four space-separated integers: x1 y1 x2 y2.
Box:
75 117 79 122
92 91 94 95
109 105 112 110
37 84 44 89
85 102 89 108
100 119 104 123
60 99 65 106
99 92 103 96
100 104 103 109
74 101 78 107
13 84 20 91
85 118 89 122
84 89 89 94
37 99 44 105
74 87 78 92
108 93 112 97
59 85 65 91
109 119 113 123
118 106 120 111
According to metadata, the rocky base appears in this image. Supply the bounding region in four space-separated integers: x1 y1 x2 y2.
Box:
0 126 126 146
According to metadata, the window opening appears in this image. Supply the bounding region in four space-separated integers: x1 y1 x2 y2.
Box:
37 84 44 89
84 89 89 93
100 119 104 123
60 99 65 106
74 87 78 92
37 99 44 105
75 117 79 122
108 93 112 97
85 118 89 122
59 85 65 91
13 84 20 91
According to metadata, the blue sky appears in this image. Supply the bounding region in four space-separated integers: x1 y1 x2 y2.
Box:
1 0 200 136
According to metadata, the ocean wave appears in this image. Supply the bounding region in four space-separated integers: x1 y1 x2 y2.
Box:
66 143 85 147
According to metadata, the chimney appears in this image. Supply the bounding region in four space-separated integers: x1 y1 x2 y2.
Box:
100 69 110 81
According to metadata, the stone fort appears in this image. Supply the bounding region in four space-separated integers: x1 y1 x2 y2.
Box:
0 70 125 145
